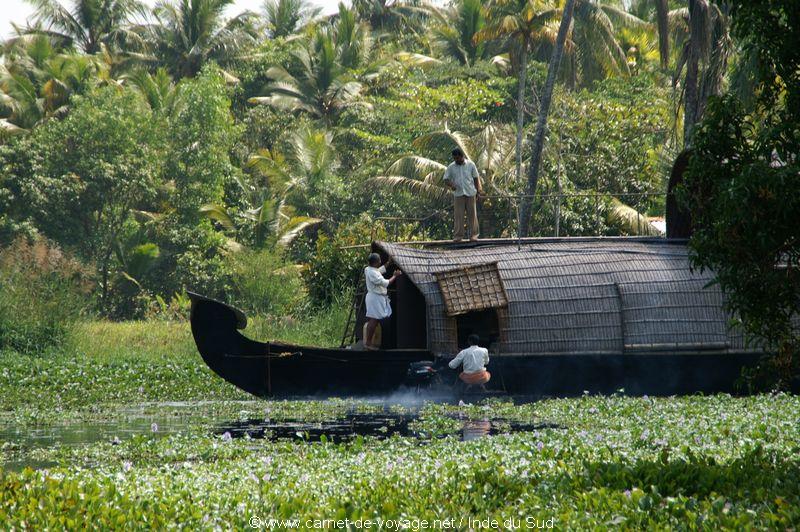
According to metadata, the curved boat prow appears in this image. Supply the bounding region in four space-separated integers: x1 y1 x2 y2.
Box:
188 292 435 397
187 292 272 397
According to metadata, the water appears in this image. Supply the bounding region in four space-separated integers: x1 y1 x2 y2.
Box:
0 402 563 471
0 402 218 472
217 412 561 443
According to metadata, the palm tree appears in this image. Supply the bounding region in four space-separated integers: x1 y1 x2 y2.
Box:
333 3 375 71
519 0 575 237
432 0 489 67
143 0 256 78
627 0 670 69
201 125 332 245
23 0 146 54
200 171 321 247
352 0 431 33
476 0 560 186
477 1 643 188
121 67 177 112
568 1 646 86
248 27 371 123
671 0 730 146
262 0 321 38
1 35 106 130
654 0 668 69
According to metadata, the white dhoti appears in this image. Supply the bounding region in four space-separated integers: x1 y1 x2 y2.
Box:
365 292 392 319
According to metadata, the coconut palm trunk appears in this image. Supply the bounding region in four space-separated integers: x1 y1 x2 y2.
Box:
518 0 575 237
683 0 702 146
514 34 530 184
655 0 669 69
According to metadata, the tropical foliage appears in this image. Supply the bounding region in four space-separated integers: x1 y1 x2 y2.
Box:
262 0 321 38
21 0 146 54
141 0 256 78
0 0 793 378
0 1 798 524
248 21 372 122
680 0 799 387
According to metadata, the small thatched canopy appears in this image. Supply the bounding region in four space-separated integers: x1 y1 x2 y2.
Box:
374 238 754 357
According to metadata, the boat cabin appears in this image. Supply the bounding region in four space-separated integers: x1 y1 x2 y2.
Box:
354 237 759 358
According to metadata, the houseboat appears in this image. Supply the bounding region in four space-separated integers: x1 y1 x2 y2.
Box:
189 236 767 397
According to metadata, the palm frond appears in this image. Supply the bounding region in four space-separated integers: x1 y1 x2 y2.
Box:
385 155 446 181
412 130 472 160
370 175 451 203
0 119 27 134
199 203 237 232
393 52 442 69
277 216 322 246
599 4 648 29
606 198 662 236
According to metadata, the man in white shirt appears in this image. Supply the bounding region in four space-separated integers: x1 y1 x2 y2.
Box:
443 148 482 242
448 334 491 388
364 253 402 350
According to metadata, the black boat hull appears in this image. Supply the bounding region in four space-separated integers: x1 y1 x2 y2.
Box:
189 293 766 398
189 292 433 397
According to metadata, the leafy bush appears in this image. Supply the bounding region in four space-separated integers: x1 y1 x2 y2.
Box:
229 248 306 317
166 66 244 223
302 218 376 308
0 238 92 353
545 74 673 203
301 215 435 307
680 0 800 389
3 87 165 313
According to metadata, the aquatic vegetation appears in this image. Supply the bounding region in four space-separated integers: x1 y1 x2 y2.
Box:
1 322 799 528
1 394 799 529
0 319 350 424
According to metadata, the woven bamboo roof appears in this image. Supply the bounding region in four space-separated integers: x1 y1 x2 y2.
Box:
375 239 755 356
434 262 508 316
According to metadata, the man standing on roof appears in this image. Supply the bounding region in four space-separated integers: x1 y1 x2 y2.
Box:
364 253 402 350
444 148 482 242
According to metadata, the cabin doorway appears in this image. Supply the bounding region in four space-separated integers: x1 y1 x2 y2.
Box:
456 309 500 351
353 273 428 350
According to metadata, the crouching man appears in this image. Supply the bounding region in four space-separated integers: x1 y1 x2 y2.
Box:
448 334 491 390
364 253 402 350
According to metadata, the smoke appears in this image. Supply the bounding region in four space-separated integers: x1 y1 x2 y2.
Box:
372 386 456 408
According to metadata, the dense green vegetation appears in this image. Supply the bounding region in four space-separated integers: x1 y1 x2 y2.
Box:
681 0 800 386
1 327 799 528
0 1 798 528
4 396 799 529
4 0 793 376
1 0 691 327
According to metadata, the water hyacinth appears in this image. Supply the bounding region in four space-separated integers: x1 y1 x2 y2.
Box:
2 332 800 529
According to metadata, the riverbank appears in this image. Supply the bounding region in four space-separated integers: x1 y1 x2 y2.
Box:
1 321 799 529
1 315 346 422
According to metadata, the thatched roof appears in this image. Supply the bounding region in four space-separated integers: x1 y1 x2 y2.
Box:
375 238 754 356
